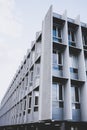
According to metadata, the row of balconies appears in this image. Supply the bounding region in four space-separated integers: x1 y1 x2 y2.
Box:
0 61 41 114
0 74 40 118
0 64 40 117
0 41 41 109
53 64 80 80
53 35 87 51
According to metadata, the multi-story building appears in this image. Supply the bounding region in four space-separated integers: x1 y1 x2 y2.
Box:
0 6 87 130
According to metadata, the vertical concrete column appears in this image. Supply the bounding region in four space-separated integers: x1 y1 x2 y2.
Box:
75 16 87 121
62 11 72 120
39 6 53 120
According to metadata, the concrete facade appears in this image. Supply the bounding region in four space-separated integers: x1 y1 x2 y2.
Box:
0 6 87 130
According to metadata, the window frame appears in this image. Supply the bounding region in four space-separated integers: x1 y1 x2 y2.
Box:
52 83 64 108
71 85 80 109
53 50 63 65
34 92 39 112
53 24 62 43
28 94 32 114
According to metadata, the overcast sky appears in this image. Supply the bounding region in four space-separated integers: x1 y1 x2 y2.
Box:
0 0 87 102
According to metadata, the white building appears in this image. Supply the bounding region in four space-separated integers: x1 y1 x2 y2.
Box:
0 6 87 130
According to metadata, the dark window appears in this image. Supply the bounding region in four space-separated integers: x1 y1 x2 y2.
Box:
70 68 78 73
28 109 31 114
58 52 62 64
59 85 63 100
26 73 28 86
68 29 76 46
29 97 32 108
59 102 64 108
53 26 56 37
35 96 38 105
71 31 75 42
83 34 87 45
23 111 25 115
58 28 61 38
34 107 38 112
71 85 80 109
75 87 79 102
24 99 26 110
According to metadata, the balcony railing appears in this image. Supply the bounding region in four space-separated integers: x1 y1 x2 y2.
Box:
70 67 78 79
53 64 63 77
69 41 76 47
53 37 62 43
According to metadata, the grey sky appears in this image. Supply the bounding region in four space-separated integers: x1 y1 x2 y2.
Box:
0 0 87 102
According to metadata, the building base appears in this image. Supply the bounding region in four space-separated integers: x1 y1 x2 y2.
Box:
0 120 87 130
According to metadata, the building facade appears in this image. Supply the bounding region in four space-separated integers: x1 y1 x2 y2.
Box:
0 6 87 130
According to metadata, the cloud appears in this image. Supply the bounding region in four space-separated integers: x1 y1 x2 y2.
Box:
0 0 22 38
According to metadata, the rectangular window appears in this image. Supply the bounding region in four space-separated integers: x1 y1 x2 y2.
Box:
26 73 28 86
24 98 26 110
53 25 62 43
53 26 56 37
82 34 87 45
71 85 80 109
52 83 64 108
35 64 40 76
29 71 33 87
34 92 39 112
58 52 62 64
31 71 33 81
20 101 22 111
53 50 63 65
29 97 32 108
59 84 63 100
68 29 76 46
28 93 32 114
35 96 39 105
69 54 78 68
70 68 78 73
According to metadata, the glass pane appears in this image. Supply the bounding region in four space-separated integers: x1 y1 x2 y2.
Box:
34 107 38 112
68 30 71 41
28 109 31 114
53 53 57 64
71 87 75 102
75 87 79 102
26 75 28 86
29 97 31 108
71 31 75 42
58 28 61 38
58 52 62 64
53 26 56 37
24 99 26 110
59 102 63 108
59 85 63 100
31 72 33 81
52 84 58 101
75 103 80 109
35 96 38 105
